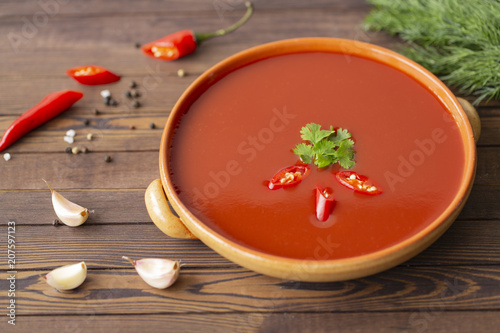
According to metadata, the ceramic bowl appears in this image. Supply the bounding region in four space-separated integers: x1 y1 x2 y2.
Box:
145 38 479 282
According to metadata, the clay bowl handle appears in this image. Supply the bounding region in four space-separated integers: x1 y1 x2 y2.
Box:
457 97 481 143
145 179 197 239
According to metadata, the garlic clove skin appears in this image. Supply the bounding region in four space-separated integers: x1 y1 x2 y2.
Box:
45 261 87 291
43 179 89 227
123 256 180 289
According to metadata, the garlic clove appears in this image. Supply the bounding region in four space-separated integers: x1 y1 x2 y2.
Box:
123 256 180 289
45 261 87 291
43 179 89 227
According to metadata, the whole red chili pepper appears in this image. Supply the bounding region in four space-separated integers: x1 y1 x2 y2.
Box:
0 90 83 152
67 65 121 85
141 1 254 61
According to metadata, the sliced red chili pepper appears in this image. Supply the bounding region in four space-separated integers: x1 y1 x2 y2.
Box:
335 171 383 195
66 65 120 85
141 30 197 61
268 165 311 190
141 2 253 61
315 186 335 222
0 90 83 152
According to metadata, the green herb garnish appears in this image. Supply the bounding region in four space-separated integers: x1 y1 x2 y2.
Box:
293 123 355 169
363 0 500 104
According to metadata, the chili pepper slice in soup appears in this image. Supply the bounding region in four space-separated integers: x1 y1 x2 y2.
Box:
168 52 465 260
335 171 383 195
268 165 311 190
315 187 335 222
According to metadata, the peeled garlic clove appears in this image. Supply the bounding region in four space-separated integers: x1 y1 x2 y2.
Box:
43 179 89 227
123 256 180 289
45 261 87 291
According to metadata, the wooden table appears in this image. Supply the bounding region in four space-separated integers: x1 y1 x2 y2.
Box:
1 1 499 332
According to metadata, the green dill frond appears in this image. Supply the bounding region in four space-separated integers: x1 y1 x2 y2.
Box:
364 0 500 104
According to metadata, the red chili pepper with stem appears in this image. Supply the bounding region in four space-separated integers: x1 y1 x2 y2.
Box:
67 65 121 85
268 164 311 190
0 90 83 152
335 171 383 195
315 186 335 222
141 1 254 61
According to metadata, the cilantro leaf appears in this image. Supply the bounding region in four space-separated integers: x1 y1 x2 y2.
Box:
316 153 337 168
330 128 351 146
293 123 356 169
312 139 337 156
335 139 355 169
313 140 338 167
293 143 314 164
300 123 332 145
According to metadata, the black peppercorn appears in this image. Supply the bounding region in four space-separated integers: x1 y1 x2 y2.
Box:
104 96 111 106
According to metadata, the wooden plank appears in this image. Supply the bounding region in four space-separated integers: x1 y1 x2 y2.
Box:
12 311 500 333
0 190 150 225
0 151 159 190
3 265 500 315
1 219 500 271
1 112 498 154
0 4 496 109
0 8 377 51
1 148 497 190
1 182 498 227
408 219 500 265
0 114 167 153
0 0 370 17
476 147 500 185
0 224 231 270
1 114 498 155
0 75 193 115
459 185 500 220
0 9 393 76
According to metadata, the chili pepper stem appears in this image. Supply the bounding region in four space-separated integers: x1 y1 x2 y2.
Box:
195 1 253 44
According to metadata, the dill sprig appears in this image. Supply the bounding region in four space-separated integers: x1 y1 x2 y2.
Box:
363 0 500 104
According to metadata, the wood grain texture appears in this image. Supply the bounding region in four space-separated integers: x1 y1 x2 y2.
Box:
0 190 151 225
0 7 392 76
0 114 167 152
0 224 231 270
0 0 370 17
1 183 497 226
0 76 192 115
1 0 499 331
2 265 500 316
10 311 500 333
2 148 497 190
0 151 158 190
0 219 499 271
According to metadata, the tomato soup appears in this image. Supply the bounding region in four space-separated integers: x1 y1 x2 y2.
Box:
168 52 465 260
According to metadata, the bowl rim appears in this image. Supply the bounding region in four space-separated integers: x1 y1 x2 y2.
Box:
159 37 476 281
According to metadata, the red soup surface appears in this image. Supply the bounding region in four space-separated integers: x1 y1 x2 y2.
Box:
169 52 465 260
